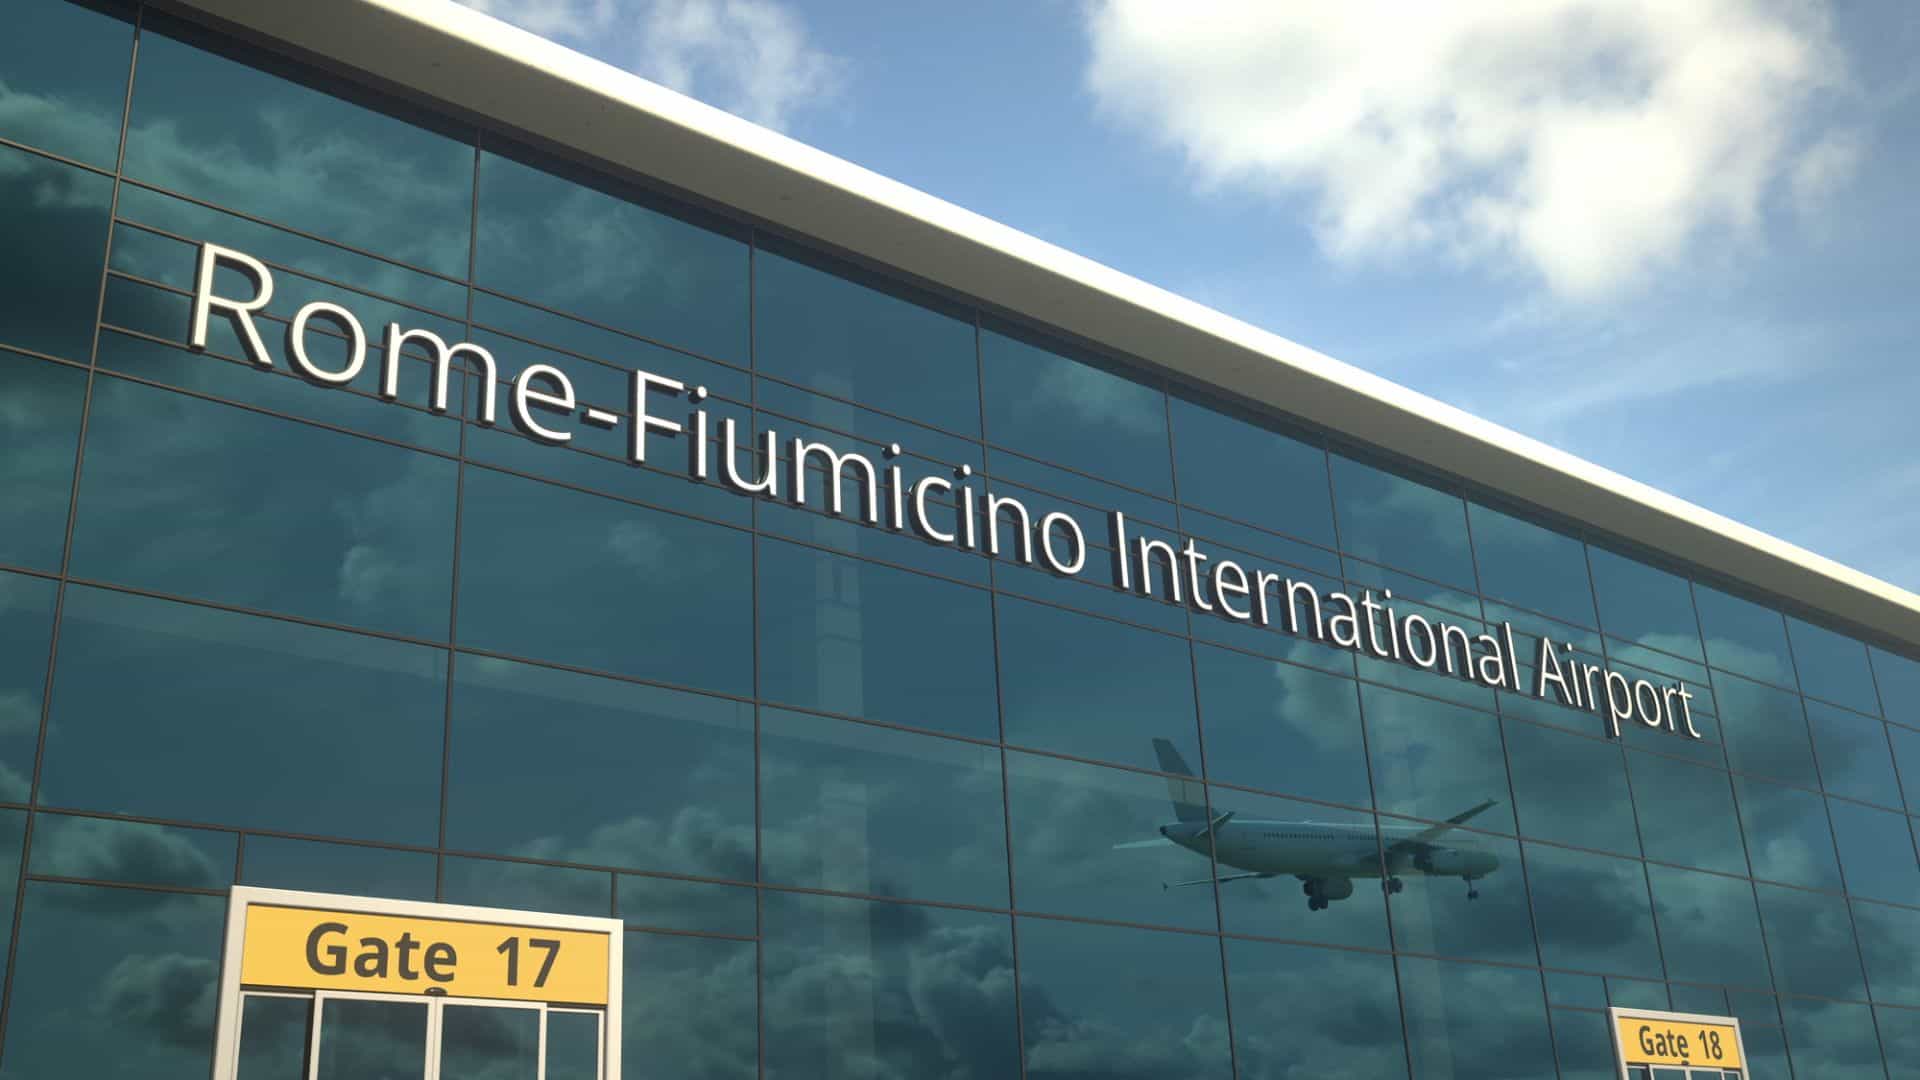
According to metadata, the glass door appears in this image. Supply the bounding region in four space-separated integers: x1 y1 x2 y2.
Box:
435 999 542 1080
310 992 430 1080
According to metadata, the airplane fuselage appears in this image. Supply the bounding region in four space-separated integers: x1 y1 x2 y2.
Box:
1162 818 1500 882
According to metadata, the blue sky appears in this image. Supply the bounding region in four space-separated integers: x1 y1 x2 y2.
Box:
462 0 1920 592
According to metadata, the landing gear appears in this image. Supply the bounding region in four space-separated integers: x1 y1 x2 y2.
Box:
1383 877 1405 894
1464 877 1480 900
1307 896 1328 911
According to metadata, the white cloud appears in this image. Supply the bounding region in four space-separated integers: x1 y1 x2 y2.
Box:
1084 1 1856 298
462 0 844 130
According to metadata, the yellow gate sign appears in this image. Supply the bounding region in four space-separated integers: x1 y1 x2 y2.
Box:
1609 1006 1745 1074
240 901 612 1005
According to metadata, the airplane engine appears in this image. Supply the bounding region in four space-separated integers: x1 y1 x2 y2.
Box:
1306 876 1354 901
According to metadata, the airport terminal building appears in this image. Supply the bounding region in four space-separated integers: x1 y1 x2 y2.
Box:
5 1 1920 1077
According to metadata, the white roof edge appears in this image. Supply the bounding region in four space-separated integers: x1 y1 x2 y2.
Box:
173 0 1920 649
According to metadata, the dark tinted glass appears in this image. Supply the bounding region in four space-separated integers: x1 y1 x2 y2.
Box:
29 812 233 888
455 467 753 696
1396 955 1556 1080
0 882 224 1080
1628 751 1746 875
1881 1005 1920 1075
1694 584 1795 686
1780 997 1886 1080
1212 789 1389 950
0 358 85 573
1362 685 1516 834
1468 503 1597 627
1524 843 1660 977
996 596 1197 773
1789 617 1880 714
1852 898 1920 1005
0 146 113 363
1647 864 1770 988
1192 644 1370 807
1733 772 1841 890
1586 547 1704 661
476 149 746 362
1715 671 1819 788
1827 798 1920 905
754 245 978 434
617 873 755 937
1807 701 1902 807
1873 647 1920 729
980 326 1172 493
1755 882 1867 999
1505 719 1639 854
623 932 756 1080
240 835 437 901
41 586 445 843
126 23 473 275
235 994 311 1080
0 809 23 974
1387 830 1533 966
1329 455 1474 589
441 855 612 917
1167 395 1334 547
759 707 1008 906
763 892 1018 1080
0 572 57 797
0 0 133 167
1225 937 1406 1079
1550 1008 1615 1080
447 654 753 880
1889 723 1920 812
756 539 997 740
1016 917 1232 1080
69 377 459 638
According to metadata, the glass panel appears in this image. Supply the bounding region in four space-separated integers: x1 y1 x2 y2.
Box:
1388 829 1534 966
1715 671 1819 788
756 539 997 740
1004 750 1218 929
1505 719 1640 855
441 856 611 917
240 835 437 902
29 812 233 888
1890 723 1920 812
1647 864 1771 989
1525 842 1661 978
476 148 746 363
1550 1008 1615 1080
753 243 978 435
314 997 428 1080
1788 617 1881 714
41 586 445 843
0 0 133 167
1226 937 1405 1078
1877 1003 1920 1074
1546 970 1609 1009
0 139 115 363
623 932 755 1080
1852 898 1920 1005
1694 584 1795 687
455 467 753 696
1167 395 1334 547
0 810 21 979
0 571 57 797
0 358 84 574
69 377 459 639
1609 977 1668 1010
1468 502 1598 627
1361 684 1517 835
1212 788 1390 950
1016 917 1232 1080
1755 882 1867 1000
236 994 312 1080
126 21 473 276
1779 997 1886 1080
979 326 1171 494
1733 772 1841 890
762 892 1018 1079
1872 647 1920 730
1192 644 1370 808
544 1011 599 1080
617 874 755 937
448 654 753 879
1588 547 1705 662
760 707 1008 906
0 882 224 1080
1397 955 1557 1080
1807 701 1902 808
997 595 1197 773
438 1003 539 1080
1828 798 1920 905
1629 752 1747 875
1328 454 1474 590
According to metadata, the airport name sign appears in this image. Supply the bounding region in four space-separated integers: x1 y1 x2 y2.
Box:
192 242 1705 741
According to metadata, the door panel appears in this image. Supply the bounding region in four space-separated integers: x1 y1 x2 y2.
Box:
437 1002 542 1080
312 997 430 1080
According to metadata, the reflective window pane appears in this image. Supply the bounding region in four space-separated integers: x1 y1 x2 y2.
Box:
1362 685 1517 835
28 812 232 889
1505 719 1639 855
1212 789 1389 950
997 596 1197 773
544 1011 600 1080
1397 955 1556 1080
1733 772 1841 890
0 145 114 363
314 996 429 1080
624 932 756 1080
1168 395 1334 547
447 654 754 880
441 855 611 918
1780 997 1886 1080
759 707 1008 907
439 1003 539 1080
1468 503 1598 627
240 835 437 902
1628 751 1747 875
1889 723 1920 813
1550 1008 1615 1080
1755 882 1867 1000
1226 938 1405 1079
1588 547 1705 662
1789 617 1881 714
617 874 755 937
754 244 978 435
980 326 1171 494
0 358 85 573
1647 864 1770 988
1872 647 1920 730
1807 701 1902 808
1388 829 1533 966
127 21 474 276
1016 917 1232 1080
1694 584 1795 687
42 586 445 843
0 810 21 978
235 994 311 1080
1828 798 1920 905
763 892 1017 1080
1715 671 1819 788
0 572 57 797
1192 644 1371 808
757 539 997 740
476 148 746 363
1852 898 1920 1006
1524 842 1660 978
0 0 133 167
455 467 753 696
1329 455 1473 590
1879 1004 1920 1075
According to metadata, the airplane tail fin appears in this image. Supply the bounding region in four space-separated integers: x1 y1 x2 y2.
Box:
1153 738 1207 823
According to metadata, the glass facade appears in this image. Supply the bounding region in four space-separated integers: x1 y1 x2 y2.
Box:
1 2 1918 1077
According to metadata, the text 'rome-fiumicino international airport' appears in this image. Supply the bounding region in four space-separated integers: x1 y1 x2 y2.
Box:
3 2 1920 1079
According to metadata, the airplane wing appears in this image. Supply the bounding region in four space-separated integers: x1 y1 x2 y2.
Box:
1384 799 1499 856
1112 837 1174 850
1163 871 1271 889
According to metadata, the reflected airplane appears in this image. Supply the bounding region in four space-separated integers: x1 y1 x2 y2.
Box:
1116 740 1501 911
